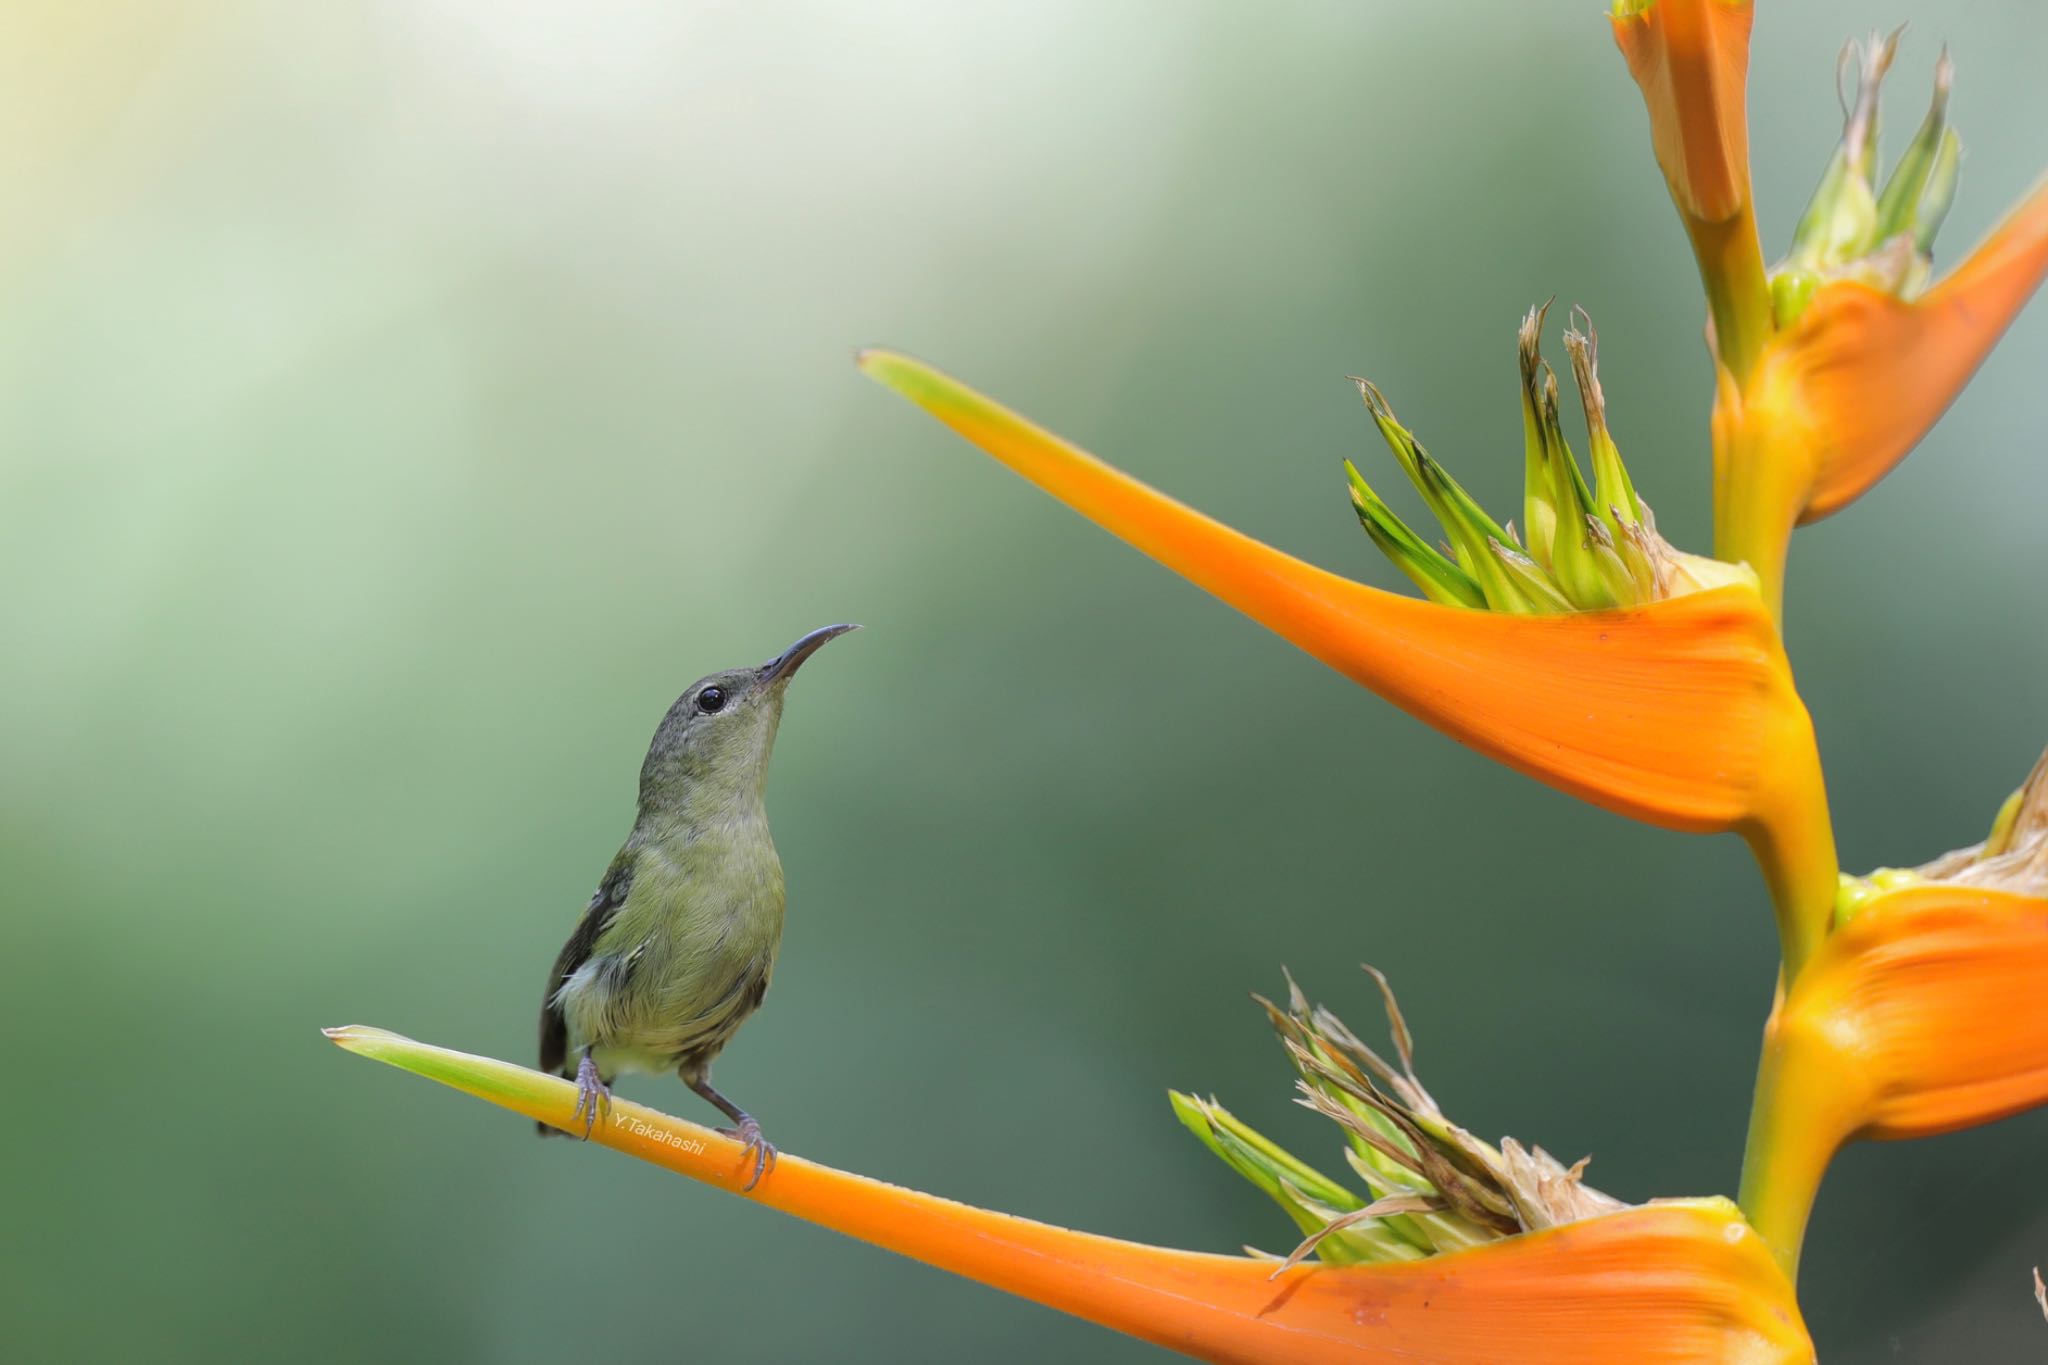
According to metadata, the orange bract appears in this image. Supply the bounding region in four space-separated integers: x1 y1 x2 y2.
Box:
1797 887 2048 1139
329 1027 1815 1365
859 349 1838 974
1740 886 2048 1275
1782 179 2048 523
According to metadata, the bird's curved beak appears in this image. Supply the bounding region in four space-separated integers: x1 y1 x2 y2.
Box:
759 623 861 685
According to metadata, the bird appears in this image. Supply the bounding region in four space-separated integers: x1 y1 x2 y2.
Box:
537 623 858 1188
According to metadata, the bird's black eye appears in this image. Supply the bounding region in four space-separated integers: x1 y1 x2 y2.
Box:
696 686 728 714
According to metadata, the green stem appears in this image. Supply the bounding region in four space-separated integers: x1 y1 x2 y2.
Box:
1736 1009 1860 1281
1713 476 1795 628
1685 204 1775 387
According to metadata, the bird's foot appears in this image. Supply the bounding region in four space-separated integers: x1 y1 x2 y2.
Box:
571 1055 612 1139
717 1116 777 1191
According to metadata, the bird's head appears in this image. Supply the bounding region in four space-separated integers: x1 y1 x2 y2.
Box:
638 624 860 813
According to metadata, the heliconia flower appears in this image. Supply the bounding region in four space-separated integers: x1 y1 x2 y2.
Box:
1172 968 1624 1272
858 348 1840 976
1346 306 1752 615
1648 31 2048 612
327 1025 1816 1364
1717 170 2048 603
1609 0 1773 379
1739 748 2048 1276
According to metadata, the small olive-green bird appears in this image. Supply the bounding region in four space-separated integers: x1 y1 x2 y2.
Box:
537 623 858 1186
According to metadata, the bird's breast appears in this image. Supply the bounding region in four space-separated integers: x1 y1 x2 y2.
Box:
561 822 786 1072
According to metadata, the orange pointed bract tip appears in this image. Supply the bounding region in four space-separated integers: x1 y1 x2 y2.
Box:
859 349 1838 974
1610 1 1771 378
329 1027 1814 1364
1739 886 2048 1274
1610 0 1754 226
1786 178 2048 523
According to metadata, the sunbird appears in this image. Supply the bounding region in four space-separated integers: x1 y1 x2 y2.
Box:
538 624 859 1187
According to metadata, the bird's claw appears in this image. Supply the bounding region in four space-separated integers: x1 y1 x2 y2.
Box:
571 1055 612 1139
718 1116 777 1191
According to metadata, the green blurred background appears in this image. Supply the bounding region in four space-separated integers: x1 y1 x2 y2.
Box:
3 1 2044 1360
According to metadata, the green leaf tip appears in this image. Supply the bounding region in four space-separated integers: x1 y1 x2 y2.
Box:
856 346 933 396
325 1024 580 1120
323 1023 408 1051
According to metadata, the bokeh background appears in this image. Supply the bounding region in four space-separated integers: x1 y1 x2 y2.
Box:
4 1 2045 1360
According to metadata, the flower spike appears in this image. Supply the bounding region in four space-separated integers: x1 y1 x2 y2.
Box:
330 1026 1816 1364
859 348 1839 976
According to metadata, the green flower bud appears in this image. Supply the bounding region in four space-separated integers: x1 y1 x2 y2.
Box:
1345 461 1486 609
1538 371 1621 610
1519 303 1561 570
1913 125 1963 255
1562 316 1641 530
1785 31 1897 270
1168 1091 1426 1264
1488 537 1576 614
1175 969 1627 1272
1874 48 1953 243
1772 32 1965 326
1771 269 1824 331
1344 309 1741 615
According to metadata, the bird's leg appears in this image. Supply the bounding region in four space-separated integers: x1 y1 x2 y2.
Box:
688 1071 776 1191
571 1050 612 1139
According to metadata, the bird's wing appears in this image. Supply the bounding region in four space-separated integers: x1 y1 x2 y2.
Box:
538 856 635 1078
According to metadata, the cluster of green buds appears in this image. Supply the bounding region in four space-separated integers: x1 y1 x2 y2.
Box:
1345 305 1752 614
1171 968 1625 1269
1771 29 1962 328
1836 744 2048 924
